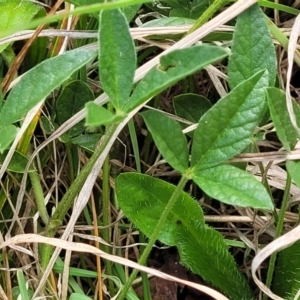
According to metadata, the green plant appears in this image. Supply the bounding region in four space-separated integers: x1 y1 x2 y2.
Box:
115 3 277 299
1 0 300 299
0 2 228 298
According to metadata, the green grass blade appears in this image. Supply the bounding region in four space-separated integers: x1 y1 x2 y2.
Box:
258 0 299 15
267 87 300 151
17 270 30 300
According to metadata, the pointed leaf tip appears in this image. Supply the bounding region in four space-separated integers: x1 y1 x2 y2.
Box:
228 3 277 88
191 70 269 169
193 164 274 210
141 110 189 173
99 8 136 110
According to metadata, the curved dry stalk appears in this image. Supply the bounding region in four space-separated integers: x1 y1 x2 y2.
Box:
0 0 259 296
286 13 300 136
0 233 230 300
252 225 300 300
0 25 236 47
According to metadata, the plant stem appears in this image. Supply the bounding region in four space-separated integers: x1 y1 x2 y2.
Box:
263 173 291 300
47 123 119 231
118 176 189 300
29 170 49 225
102 156 115 295
139 233 152 300
128 119 141 173
65 143 75 183
40 123 119 269
186 0 227 35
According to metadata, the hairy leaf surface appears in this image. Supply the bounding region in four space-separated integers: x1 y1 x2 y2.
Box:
0 125 18 153
191 70 268 170
99 9 136 110
0 48 96 126
193 164 273 210
273 241 300 300
125 45 227 112
116 173 204 246
116 173 253 299
176 225 253 300
228 3 276 88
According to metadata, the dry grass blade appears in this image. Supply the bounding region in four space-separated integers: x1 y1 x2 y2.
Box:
0 25 235 47
0 233 229 300
28 1 260 296
15 0 259 205
252 225 300 300
286 13 300 136
0 0 260 297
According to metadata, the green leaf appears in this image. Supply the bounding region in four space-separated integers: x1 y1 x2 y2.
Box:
71 134 102 153
273 241 300 300
17 270 31 300
0 47 96 126
176 225 253 300
228 3 277 89
85 102 124 126
116 173 253 299
267 87 300 151
0 125 18 153
191 70 268 170
193 164 274 210
116 173 204 246
0 150 35 173
125 45 228 112
141 110 189 173
165 0 210 19
173 93 211 124
287 161 300 188
0 0 39 53
173 93 210 138
56 80 94 139
121 4 141 22
67 0 99 5
69 294 93 300
99 8 136 110
142 17 194 27
0 91 3 110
